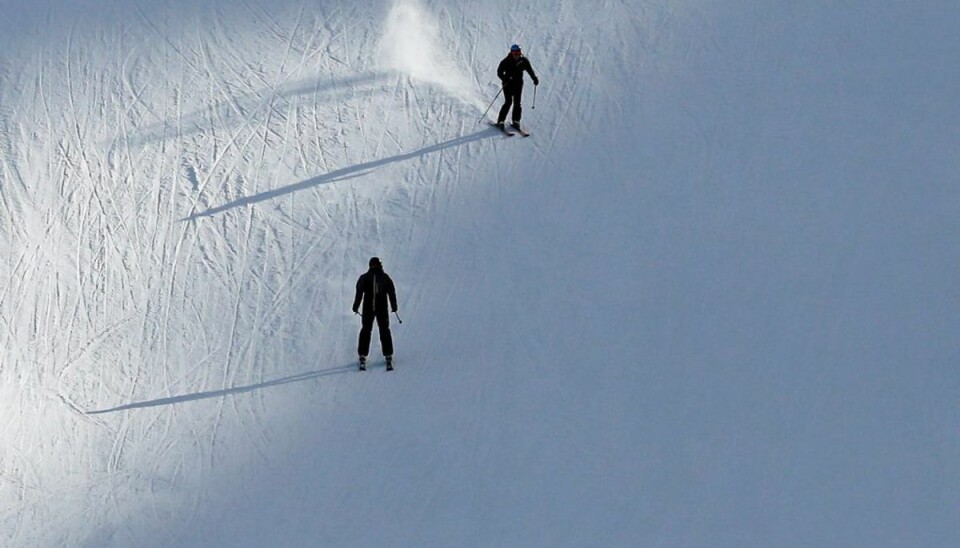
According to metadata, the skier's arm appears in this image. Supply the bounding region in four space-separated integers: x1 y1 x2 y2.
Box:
352 276 364 313
525 60 539 86
387 277 398 312
497 58 509 83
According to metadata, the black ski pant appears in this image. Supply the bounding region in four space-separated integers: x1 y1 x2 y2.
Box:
358 309 393 357
497 85 524 124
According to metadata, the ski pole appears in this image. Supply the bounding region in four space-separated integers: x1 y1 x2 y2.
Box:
393 311 403 324
532 84 537 110
478 88 503 124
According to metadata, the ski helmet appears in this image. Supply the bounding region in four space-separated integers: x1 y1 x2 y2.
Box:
369 257 382 267
510 44 521 52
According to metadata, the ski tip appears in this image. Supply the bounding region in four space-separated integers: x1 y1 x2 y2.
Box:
510 125 531 137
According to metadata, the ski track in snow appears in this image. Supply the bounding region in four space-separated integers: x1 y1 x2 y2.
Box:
0 1 598 544
3 1 959 546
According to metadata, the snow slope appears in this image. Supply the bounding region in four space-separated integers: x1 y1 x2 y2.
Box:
2 0 959 546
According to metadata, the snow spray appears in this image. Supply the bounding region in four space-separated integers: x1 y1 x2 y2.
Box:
377 0 483 110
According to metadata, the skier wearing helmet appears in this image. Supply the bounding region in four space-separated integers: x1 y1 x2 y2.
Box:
495 44 539 132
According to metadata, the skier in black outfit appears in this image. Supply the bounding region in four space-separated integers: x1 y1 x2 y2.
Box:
496 44 539 131
352 257 398 370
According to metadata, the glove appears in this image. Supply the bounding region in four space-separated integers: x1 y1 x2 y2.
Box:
392 307 398 313
352 306 359 314
532 76 539 86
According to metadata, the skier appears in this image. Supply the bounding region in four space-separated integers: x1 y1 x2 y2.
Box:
352 257 398 371
495 44 539 132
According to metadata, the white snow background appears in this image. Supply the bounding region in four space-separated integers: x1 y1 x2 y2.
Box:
1 0 959 546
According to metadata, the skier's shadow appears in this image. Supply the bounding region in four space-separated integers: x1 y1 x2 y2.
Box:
181 128 498 220
87 363 355 414
122 72 387 149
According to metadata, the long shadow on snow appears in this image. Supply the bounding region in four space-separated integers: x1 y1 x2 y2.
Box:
87 364 355 414
122 73 388 149
182 128 498 220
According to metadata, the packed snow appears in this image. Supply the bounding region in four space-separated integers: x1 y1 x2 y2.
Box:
2 0 959 546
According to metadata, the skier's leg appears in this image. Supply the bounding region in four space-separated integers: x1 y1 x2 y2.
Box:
497 93 514 125
358 313 374 357
376 309 393 357
512 87 524 124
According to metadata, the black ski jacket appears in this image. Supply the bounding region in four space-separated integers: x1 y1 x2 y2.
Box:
353 267 397 316
497 54 538 91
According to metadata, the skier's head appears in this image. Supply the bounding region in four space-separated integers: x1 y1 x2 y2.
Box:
510 44 521 56
369 256 382 270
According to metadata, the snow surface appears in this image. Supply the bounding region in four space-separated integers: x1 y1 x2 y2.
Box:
2 0 959 546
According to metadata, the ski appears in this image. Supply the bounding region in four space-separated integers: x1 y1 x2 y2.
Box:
489 122 515 136
360 356 393 371
510 124 531 137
